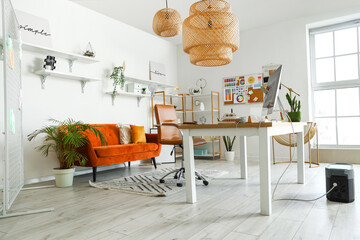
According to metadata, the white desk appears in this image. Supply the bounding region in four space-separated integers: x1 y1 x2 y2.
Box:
179 122 306 216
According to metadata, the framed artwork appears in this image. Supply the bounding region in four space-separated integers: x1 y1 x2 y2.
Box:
149 61 166 82
15 10 52 47
223 73 264 105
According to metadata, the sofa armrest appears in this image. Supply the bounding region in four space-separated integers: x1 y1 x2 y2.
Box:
146 133 159 143
76 141 99 167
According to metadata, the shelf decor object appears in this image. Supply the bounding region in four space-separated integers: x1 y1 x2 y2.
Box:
82 42 96 58
108 77 174 107
43 55 56 70
153 0 182 37
182 0 239 66
110 61 126 94
34 69 101 93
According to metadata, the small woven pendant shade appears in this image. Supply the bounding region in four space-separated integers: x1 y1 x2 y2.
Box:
183 0 239 67
153 1 182 38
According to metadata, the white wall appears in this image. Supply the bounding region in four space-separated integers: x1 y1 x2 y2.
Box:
177 7 360 162
11 0 178 180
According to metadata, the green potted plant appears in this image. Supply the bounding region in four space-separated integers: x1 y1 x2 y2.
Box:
223 136 236 161
141 87 147 94
286 93 301 122
110 61 126 95
27 118 107 187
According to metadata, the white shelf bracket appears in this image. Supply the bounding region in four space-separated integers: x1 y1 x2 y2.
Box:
111 94 116 106
40 75 47 89
81 81 87 93
68 59 75 72
136 97 144 107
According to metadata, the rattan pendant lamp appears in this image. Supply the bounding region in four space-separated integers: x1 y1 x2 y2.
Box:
153 0 182 37
183 0 239 67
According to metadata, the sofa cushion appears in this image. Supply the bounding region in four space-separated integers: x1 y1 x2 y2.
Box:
117 124 131 144
130 125 146 144
86 124 120 147
94 143 159 158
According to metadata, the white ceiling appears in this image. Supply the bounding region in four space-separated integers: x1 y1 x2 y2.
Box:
71 0 360 45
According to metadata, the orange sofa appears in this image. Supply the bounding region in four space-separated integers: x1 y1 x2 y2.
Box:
77 124 161 181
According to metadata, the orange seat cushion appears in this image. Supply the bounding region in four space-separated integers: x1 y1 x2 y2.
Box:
130 125 146 143
84 124 120 147
94 143 159 158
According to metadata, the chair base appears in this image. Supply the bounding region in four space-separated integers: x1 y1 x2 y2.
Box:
159 167 209 187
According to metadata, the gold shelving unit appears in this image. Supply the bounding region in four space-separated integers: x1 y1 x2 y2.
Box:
184 91 221 160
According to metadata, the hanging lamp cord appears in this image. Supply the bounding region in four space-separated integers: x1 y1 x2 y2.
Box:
165 0 170 19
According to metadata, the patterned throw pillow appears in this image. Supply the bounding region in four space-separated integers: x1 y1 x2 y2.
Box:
116 124 131 144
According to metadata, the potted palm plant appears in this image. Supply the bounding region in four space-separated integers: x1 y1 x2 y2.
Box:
223 136 236 161
28 118 107 187
286 93 301 122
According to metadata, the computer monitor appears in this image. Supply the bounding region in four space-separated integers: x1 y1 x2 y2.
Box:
262 65 282 115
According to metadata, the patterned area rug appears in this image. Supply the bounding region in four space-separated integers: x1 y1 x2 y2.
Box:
89 167 227 197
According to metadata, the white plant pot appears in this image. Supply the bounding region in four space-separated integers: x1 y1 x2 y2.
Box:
53 168 75 187
225 151 235 161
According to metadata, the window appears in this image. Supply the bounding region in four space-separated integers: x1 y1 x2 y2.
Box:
310 20 360 148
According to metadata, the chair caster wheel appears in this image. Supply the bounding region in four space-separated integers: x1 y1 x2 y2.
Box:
177 183 183 187
203 181 209 186
160 179 165 183
174 176 178 179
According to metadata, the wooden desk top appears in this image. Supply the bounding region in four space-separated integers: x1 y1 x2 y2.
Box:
178 122 306 129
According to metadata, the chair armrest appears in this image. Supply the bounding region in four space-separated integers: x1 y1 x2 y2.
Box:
154 123 179 128
154 123 183 137
145 133 159 143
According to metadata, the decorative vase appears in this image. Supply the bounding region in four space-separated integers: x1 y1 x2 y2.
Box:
225 151 235 161
199 102 205 111
53 168 75 187
288 112 301 122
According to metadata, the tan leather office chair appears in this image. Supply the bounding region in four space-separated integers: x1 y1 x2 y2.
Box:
155 104 209 187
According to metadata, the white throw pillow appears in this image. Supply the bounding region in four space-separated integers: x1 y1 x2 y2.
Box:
116 124 131 144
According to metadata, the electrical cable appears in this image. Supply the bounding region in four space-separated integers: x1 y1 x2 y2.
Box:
232 87 336 202
274 182 337 202
270 98 338 202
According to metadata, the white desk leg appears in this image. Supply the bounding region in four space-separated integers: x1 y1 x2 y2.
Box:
240 136 247 179
183 129 196 203
259 128 271 216
297 129 305 184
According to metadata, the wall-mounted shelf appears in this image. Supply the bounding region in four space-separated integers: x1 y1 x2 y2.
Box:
34 69 101 93
125 76 175 88
106 91 151 106
23 42 99 72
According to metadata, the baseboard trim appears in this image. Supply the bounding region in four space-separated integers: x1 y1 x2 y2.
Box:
24 163 127 185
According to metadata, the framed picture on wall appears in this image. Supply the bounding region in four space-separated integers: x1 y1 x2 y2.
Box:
149 61 166 82
15 10 53 48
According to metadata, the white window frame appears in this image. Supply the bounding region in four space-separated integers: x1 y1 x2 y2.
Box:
309 19 360 149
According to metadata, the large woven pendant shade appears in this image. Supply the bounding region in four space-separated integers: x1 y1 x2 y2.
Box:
183 0 239 67
153 0 182 37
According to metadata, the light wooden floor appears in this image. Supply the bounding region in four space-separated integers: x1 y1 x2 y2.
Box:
1 160 359 240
